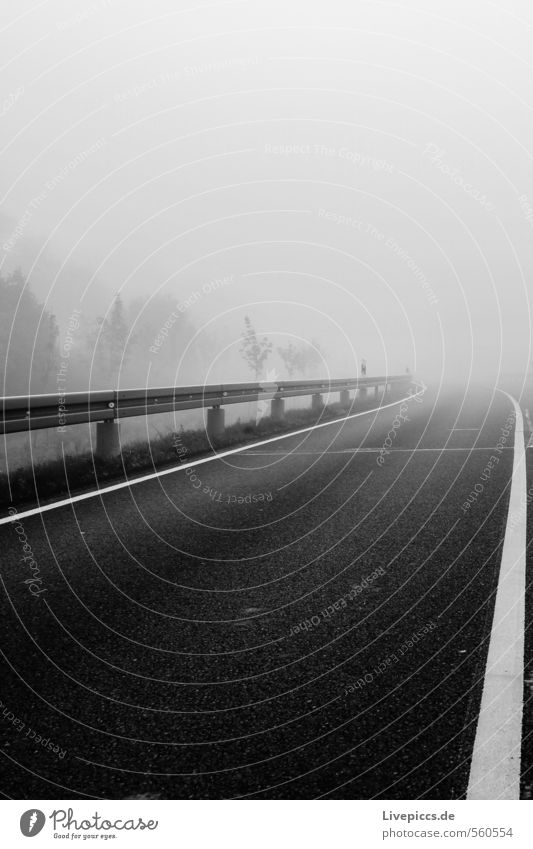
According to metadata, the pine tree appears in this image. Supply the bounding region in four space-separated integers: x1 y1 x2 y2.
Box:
91 294 130 385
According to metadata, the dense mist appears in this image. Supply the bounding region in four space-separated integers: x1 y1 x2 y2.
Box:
2 0 533 420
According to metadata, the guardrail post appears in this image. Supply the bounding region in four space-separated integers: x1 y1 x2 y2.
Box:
312 393 323 412
340 389 350 407
270 398 285 422
207 405 225 439
96 421 121 459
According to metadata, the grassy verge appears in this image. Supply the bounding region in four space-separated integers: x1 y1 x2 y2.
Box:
0 397 395 511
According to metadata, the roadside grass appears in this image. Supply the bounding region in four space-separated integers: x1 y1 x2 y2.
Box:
0 396 393 510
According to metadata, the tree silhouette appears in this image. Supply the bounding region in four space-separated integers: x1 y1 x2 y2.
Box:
277 342 298 378
0 269 59 394
240 316 272 379
90 294 130 385
278 339 324 378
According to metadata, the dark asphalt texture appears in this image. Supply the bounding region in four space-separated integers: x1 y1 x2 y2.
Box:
0 386 521 799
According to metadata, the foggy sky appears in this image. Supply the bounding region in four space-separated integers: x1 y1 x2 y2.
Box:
1 0 533 388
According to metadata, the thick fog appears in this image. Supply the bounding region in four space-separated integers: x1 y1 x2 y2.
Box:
1 0 532 406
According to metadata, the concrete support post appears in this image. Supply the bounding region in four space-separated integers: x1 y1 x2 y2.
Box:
270 398 285 422
207 405 225 439
374 384 379 397
359 386 367 399
96 421 121 459
312 393 323 412
340 389 350 408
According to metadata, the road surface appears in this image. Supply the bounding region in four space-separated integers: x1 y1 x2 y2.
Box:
0 385 528 800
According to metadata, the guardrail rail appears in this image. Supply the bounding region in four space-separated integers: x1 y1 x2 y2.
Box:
1 374 412 458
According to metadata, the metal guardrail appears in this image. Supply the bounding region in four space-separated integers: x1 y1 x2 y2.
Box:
0 375 410 435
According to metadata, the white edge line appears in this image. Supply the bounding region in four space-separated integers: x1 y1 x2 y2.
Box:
467 392 526 800
0 389 424 526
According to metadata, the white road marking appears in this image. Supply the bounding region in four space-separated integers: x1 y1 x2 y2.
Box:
0 390 423 526
246 447 512 455
467 393 526 800
525 409 533 447
524 410 533 448
452 427 479 431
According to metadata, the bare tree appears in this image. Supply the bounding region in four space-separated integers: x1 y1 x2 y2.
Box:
278 339 325 378
0 268 59 394
240 316 272 379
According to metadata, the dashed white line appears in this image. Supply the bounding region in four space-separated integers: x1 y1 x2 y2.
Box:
467 393 526 800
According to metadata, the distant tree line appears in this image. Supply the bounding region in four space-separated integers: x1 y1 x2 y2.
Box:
0 273 327 398
0 270 198 395
0 269 58 395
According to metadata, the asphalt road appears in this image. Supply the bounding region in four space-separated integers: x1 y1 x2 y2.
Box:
0 386 524 799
